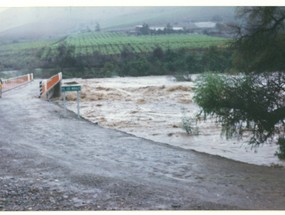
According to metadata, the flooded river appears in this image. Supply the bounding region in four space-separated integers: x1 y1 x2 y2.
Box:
64 76 285 167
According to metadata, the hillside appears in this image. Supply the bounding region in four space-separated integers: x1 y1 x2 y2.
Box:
0 7 235 41
0 31 229 73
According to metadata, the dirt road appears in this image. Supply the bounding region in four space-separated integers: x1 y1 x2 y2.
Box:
0 81 285 210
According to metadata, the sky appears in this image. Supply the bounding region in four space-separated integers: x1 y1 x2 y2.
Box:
0 0 284 7
0 8 8 12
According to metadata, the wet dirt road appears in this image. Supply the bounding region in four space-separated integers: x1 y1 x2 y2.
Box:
0 80 285 210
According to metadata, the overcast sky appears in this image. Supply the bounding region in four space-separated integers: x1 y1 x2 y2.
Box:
0 0 283 7
0 8 8 12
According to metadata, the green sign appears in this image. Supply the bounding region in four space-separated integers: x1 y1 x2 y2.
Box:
61 85 81 92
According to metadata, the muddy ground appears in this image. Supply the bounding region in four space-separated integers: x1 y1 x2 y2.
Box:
1 80 285 210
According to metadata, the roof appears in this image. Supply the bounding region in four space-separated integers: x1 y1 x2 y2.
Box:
150 27 165 31
172 27 184 31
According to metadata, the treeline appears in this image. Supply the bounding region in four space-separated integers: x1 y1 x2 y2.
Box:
39 43 233 79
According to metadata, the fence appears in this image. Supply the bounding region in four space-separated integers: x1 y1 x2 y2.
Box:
2 73 33 92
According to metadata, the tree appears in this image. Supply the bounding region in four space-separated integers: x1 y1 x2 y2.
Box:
140 23 150 35
152 46 164 61
231 7 285 72
193 7 285 154
48 42 77 72
201 46 232 73
194 73 285 144
185 52 202 74
165 23 173 34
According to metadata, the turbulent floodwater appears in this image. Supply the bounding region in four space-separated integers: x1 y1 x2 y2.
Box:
64 76 285 167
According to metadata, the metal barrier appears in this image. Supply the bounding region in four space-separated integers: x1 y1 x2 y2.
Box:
2 73 33 92
39 72 62 99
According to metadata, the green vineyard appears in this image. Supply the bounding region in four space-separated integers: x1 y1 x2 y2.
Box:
47 32 229 57
0 32 228 58
0 31 230 71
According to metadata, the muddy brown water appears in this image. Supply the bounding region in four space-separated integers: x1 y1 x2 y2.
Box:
65 76 283 166
0 80 285 210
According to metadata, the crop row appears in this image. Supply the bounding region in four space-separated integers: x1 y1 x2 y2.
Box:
59 32 228 56
0 32 228 59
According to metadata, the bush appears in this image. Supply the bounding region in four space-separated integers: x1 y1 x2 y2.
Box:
181 109 199 135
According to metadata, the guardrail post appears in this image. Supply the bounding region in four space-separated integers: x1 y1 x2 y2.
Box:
39 81 42 98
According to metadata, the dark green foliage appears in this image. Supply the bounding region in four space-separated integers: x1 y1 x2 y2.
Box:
43 42 78 72
194 72 285 145
139 23 150 35
201 46 232 72
194 7 285 155
119 57 151 76
38 40 232 78
55 43 77 69
152 47 164 61
231 7 285 73
77 46 232 78
185 53 203 73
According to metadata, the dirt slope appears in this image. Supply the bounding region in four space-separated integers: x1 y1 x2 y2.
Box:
0 80 285 210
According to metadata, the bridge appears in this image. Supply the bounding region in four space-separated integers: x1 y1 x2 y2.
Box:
0 73 285 210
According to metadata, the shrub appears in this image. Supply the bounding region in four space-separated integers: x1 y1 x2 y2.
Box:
181 109 199 135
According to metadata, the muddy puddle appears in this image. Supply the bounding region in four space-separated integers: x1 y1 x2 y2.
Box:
63 76 285 167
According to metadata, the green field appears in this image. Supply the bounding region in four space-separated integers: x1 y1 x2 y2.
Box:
46 32 228 57
0 32 229 70
0 32 228 58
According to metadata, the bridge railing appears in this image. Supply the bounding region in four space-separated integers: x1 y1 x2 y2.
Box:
2 73 33 92
39 72 62 99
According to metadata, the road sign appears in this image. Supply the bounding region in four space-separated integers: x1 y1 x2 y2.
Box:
61 83 82 118
61 85 81 92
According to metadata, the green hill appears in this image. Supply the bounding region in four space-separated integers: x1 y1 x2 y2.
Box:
0 7 235 77
0 7 235 41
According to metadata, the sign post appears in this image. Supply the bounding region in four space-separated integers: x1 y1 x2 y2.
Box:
61 82 81 118
63 91 66 115
77 90 80 117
